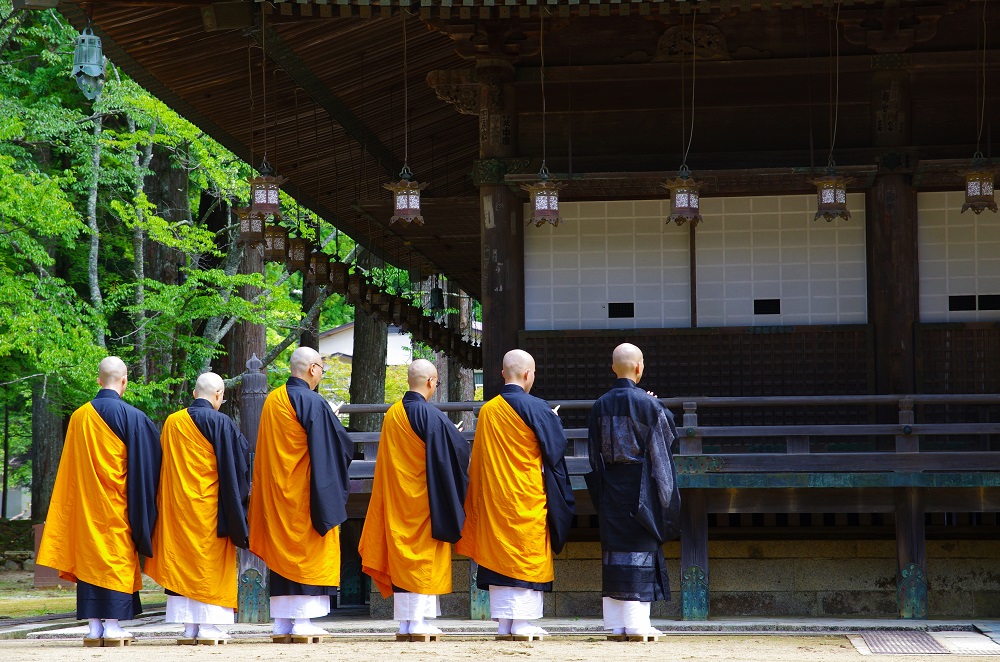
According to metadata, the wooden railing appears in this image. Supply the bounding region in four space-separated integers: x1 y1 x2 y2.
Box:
339 394 1000 620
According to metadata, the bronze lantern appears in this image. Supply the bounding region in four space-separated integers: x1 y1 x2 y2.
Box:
249 158 285 216
235 207 266 246
286 238 309 273
664 166 702 227
306 251 331 286
810 168 851 222
384 166 427 225
263 224 289 262
962 159 997 215
522 166 564 228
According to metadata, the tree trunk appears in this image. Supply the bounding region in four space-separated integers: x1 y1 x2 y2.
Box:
87 115 105 348
30 380 63 523
349 250 388 433
447 283 475 427
129 117 156 383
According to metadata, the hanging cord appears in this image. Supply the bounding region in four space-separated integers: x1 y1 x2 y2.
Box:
247 36 255 170
975 0 988 156
827 1 842 169
261 10 267 164
680 14 685 168
681 11 697 168
402 11 410 174
539 7 548 174
313 95 321 243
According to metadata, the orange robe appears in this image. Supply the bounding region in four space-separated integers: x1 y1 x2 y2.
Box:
146 409 239 608
37 403 144 593
456 395 554 583
248 383 347 587
359 397 468 598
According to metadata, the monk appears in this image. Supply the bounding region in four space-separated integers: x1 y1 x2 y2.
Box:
146 372 250 641
456 349 575 638
37 356 161 642
249 346 354 637
587 343 680 639
359 359 470 638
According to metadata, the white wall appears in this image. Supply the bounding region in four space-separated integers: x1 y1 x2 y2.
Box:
318 324 413 365
524 194 867 330
695 194 867 327
525 200 691 330
918 191 1000 322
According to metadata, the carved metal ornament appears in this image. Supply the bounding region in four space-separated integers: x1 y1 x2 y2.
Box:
675 456 724 475
237 568 268 623
897 562 927 619
681 565 709 621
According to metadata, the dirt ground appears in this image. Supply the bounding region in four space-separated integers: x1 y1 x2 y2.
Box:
0 635 971 662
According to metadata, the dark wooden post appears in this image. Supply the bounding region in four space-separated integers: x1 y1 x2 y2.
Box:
475 55 524 400
230 239 270 623
866 58 924 619
237 354 269 623
894 398 927 618
679 401 709 620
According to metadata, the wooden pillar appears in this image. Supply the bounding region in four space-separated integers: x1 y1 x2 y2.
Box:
678 402 709 620
231 243 270 623
475 57 524 400
867 62 924 619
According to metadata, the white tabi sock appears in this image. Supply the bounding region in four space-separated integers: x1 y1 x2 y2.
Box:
291 618 328 636
273 617 293 635
86 618 103 639
409 620 442 635
102 619 132 639
511 619 548 636
197 624 230 640
398 620 411 635
497 618 512 635
183 623 198 639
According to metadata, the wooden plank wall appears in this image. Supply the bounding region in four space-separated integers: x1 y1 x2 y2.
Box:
519 325 876 438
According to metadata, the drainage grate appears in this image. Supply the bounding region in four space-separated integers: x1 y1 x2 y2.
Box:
861 631 950 655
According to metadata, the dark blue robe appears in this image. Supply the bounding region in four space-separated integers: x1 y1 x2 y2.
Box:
586 378 680 602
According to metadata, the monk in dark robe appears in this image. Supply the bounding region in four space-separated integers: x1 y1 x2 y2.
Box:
456 349 575 639
248 346 353 637
37 356 161 642
359 359 470 638
146 372 250 641
586 343 680 639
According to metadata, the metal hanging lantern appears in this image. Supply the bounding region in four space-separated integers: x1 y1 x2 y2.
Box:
429 279 445 313
235 207 266 246
263 224 289 262
810 166 852 222
384 165 427 225
306 251 331 285
286 238 309 273
329 261 350 293
664 166 702 226
249 158 286 216
962 157 997 215
72 27 106 100
522 165 564 227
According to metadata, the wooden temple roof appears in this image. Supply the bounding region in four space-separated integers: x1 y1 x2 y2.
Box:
59 0 997 298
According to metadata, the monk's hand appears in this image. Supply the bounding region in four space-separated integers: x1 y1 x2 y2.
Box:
647 390 658 399
551 404 561 416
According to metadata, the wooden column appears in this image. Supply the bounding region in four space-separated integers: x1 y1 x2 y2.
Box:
867 62 924 619
678 402 709 620
475 57 524 400
231 243 270 623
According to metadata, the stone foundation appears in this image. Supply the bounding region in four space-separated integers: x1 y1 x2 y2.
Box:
369 540 1000 619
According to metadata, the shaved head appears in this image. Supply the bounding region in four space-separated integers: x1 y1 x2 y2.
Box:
98 356 128 395
407 359 437 390
193 372 225 399
502 349 536 393
290 346 324 390
612 343 644 382
290 346 322 377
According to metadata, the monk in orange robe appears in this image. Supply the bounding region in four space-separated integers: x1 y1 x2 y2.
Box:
456 349 575 639
249 346 353 637
146 372 250 641
359 359 470 638
37 356 161 642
